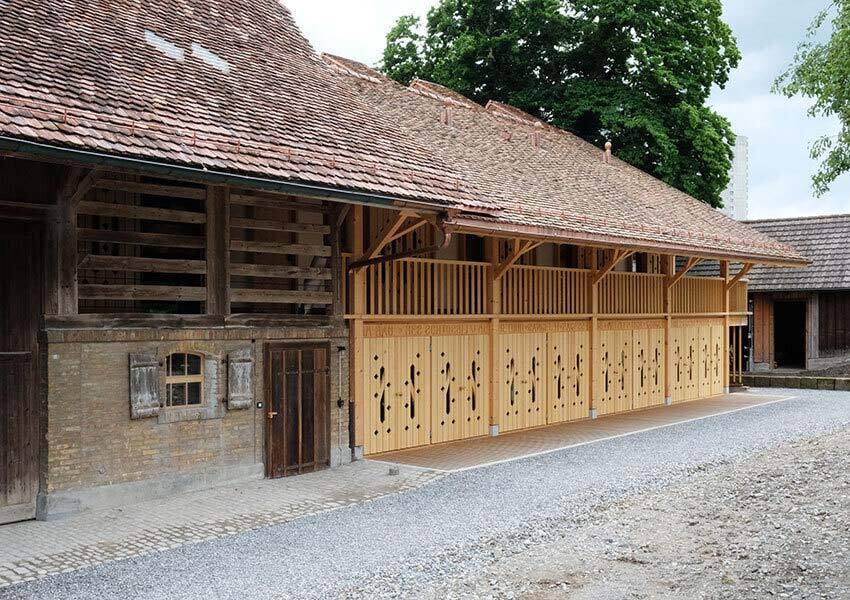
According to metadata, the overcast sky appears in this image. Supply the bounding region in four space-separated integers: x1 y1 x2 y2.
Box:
286 0 850 220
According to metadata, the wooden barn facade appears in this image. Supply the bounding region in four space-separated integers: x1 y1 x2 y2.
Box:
742 216 850 371
0 0 804 523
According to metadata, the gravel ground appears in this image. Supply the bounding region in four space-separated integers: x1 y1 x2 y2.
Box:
3 389 850 600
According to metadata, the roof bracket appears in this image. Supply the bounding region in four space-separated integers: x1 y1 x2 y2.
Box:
591 249 635 286
667 256 703 289
494 239 543 280
726 263 754 290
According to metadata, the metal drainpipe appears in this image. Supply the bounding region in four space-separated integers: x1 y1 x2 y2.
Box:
347 213 454 271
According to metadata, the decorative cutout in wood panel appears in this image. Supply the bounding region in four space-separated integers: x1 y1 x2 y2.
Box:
547 331 589 423
670 320 724 403
500 333 548 432
597 330 632 415
430 335 489 444
363 337 430 454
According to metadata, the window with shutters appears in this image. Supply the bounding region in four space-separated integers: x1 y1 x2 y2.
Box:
164 352 204 407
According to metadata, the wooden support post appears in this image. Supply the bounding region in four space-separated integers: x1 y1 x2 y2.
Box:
589 280 599 418
205 185 230 317
720 260 731 392
661 255 675 404
486 237 501 435
329 205 348 320
56 168 83 316
348 205 366 455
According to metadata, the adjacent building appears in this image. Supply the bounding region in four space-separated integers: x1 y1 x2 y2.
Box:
0 0 805 524
746 215 850 371
720 135 749 221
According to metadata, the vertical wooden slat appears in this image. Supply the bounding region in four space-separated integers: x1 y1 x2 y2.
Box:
206 185 230 317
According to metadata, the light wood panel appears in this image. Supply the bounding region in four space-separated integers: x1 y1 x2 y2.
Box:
363 336 431 454
430 335 489 444
547 330 589 423
500 332 548 432
670 319 724 402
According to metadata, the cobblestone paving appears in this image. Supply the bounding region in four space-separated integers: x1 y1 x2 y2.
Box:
0 462 441 589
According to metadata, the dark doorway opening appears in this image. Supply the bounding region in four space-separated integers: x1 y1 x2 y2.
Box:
774 301 806 368
265 344 330 478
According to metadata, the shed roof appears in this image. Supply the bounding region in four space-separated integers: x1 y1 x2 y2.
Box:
323 55 806 266
0 0 492 212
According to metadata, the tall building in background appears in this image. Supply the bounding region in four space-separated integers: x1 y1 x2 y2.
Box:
721 135 749 220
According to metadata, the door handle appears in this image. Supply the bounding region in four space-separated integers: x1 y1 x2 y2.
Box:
267 411 278 419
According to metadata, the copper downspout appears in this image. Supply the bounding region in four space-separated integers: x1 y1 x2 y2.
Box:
347 212 454 270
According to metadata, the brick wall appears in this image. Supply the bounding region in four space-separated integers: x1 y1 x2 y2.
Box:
42 326 349 512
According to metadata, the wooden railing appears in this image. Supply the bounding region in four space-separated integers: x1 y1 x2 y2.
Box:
729 281 748 313
672 276 725 314
598 272 664 315
363 258 488 316
501 266 589 315
353 261 740 318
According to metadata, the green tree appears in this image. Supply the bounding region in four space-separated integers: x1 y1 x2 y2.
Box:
381 0 741 207
776 2 850 197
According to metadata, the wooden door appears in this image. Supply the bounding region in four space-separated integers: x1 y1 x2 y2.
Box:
500 332 547 432
266 345 330 478
430 335 488 444
0 221 43 523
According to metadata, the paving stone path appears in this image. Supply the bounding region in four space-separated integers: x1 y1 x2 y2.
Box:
0 462 441 589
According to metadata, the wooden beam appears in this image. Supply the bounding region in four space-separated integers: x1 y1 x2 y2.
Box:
230 289 333 305
78 284 206 301
229 264 332 280
230 240 331 257
94 179 205 200
78 255 207 274
590 249 635 286
229 193 325 213
230 217 330 235
494 239 543 280
666 256 703 288
362 211 414 261
726 263 754 290
78 200 206 224
206 185 230 317
78 228 205 249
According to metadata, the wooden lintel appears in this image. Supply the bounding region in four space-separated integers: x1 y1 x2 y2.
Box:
666 256 703 288
494 239 542 280
361 210 416 262
726 263 754 290
590 249 635 286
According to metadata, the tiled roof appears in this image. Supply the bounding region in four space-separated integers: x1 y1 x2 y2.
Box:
324 54 806 266
743 215 850 291
0 0 493 212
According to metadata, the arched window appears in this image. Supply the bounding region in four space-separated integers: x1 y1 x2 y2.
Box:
164 352 204 407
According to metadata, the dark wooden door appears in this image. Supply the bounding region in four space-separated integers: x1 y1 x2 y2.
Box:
266 345 330 478
0 220 43 523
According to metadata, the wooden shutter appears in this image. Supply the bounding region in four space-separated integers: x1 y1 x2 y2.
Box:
129 353 160 419
228 347 254 410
